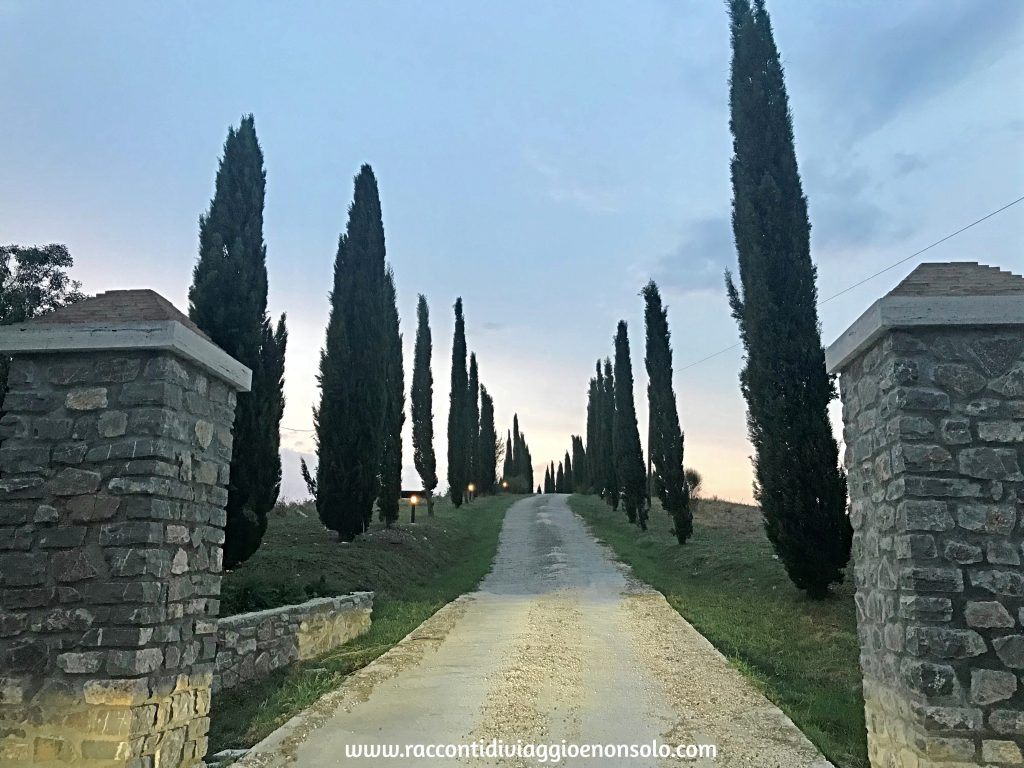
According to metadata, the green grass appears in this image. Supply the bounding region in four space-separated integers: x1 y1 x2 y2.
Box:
569 494 867 768
209 494 518 754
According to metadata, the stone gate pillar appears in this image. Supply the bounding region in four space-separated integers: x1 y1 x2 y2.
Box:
827 263 1024 767
0 290 250 767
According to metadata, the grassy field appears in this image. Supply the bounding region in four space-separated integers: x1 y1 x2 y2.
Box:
209 494 518 754
569 494 866 768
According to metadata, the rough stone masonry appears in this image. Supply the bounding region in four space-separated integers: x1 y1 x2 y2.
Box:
0 290 250 767
827 263 1024 767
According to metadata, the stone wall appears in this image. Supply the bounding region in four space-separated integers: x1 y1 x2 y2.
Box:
0 289 249 768
213 593 372 692
833 273 1024 767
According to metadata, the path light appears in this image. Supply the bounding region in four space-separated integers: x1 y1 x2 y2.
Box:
409 494 419 524
501 480 509 491
467 483 476 502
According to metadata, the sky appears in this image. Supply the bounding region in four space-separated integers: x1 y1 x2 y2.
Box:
2 1 1022 503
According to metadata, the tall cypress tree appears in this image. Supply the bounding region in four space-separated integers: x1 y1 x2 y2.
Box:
555 462 565 493
189 115 287 567
643 280 692 544
543 466 553 493
502 429 514 483
726 0 850 597
572 436 587 494
447 298 468 506
511 414 522 478
412 295 438 518
307 165 386 541
602 358 618 509
478 385 498 494
379 266 404 528
613 322 647 528
521 436 534 492
466 353 480 488
564 451 573 493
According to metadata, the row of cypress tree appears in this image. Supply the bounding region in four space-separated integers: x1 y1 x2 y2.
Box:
550 280 692 544
446 298 502 506
553 0 852 597
500 414 535 494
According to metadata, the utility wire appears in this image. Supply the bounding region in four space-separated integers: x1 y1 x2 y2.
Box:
677 193 1024 373
281 194 1023 430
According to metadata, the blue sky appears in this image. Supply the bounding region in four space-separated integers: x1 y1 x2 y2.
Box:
2 1 1022 502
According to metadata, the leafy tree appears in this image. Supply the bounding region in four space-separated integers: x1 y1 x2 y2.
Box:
379 267 404 528
305 164 386 541
412 295 438 517
447 298 468 506
726 0 850 597
643 280 691 543
189 116 288 565
466 352 480 488
0 243 85 398
478 385 498 493
613 322 646 528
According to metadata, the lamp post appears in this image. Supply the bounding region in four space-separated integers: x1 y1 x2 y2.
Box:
501 480 509 492
467 483 476 503
410 494 419 524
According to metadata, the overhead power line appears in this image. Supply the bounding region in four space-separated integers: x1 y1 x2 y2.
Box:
281 194 1023 430
677 193 1024 373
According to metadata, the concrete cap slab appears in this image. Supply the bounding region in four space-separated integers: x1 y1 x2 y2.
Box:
0 289 251 391
826 262 1024 374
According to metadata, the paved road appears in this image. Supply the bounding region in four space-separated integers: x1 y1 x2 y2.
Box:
238 495 832 768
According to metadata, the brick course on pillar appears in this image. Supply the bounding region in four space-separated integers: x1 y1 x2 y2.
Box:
827 263 1024 767
0 290 250 767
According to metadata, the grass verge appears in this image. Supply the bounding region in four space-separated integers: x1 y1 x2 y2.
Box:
209 494 518 754
569 494 866 768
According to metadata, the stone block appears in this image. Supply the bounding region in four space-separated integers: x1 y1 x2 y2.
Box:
66 386 109 410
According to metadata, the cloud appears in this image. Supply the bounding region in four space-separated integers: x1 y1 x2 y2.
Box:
893 152 927 178
523 148 622 214
652 216 734 294
824 2 1023 142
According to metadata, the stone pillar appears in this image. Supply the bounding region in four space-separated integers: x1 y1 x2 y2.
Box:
826 263 1024 767
0 290 250 767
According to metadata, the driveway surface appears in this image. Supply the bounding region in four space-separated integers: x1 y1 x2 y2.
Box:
236 494 832 768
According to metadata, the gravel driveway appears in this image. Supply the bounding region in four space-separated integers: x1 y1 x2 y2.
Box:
236 494 833 768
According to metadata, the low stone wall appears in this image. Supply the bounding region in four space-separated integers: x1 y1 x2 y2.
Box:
213 592 373 692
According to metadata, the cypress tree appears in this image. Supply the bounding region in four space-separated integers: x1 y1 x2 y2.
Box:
613 322 647 528
447 298 468 506
543 466 551 493
307 165 386 541
478 385 498 494
466 353 480 488
522 437 534 491
411 294 438 518
564 451 573 493
502 430 514 483
643 280 692 544
555 462 565 493
189 115 287 566
726 0 850 597
602 358 618 509
379 266 403 528
511 414 522 478
572 436 587 494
